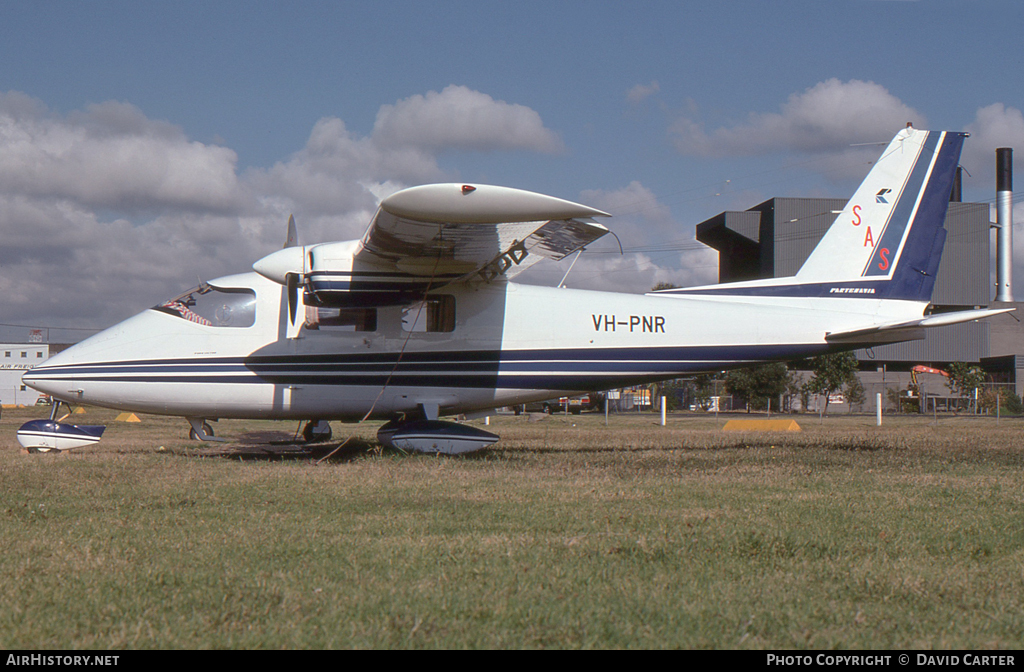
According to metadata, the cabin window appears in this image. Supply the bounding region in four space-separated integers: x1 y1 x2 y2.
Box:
402 295 456 333
304 307 377 332
154 284 257 328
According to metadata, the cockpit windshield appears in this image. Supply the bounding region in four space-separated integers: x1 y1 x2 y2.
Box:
154 284 256 328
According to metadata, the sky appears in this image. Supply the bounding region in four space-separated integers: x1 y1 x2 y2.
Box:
3 0 1024 342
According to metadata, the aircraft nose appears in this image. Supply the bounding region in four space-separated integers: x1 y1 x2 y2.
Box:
20 321 131 404
22 348 77 399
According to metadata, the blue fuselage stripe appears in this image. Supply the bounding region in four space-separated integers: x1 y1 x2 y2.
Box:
24 344 829 391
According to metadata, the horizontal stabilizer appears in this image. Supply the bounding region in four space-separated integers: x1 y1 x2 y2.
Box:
825 307 1014 345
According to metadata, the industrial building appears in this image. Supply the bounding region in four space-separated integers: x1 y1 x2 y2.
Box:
1 343 50 407
695 154 1024 409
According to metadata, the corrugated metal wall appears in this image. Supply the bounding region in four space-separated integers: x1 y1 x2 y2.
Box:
768 198 846 277
854 321 989 363
932 203 989 307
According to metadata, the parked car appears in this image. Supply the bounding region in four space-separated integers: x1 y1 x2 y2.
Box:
514 394 599 415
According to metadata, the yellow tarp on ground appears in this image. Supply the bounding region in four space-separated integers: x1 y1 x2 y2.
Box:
722 418 801 432
115 413 141 422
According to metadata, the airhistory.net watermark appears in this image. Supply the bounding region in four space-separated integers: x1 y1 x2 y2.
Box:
6 656 119 667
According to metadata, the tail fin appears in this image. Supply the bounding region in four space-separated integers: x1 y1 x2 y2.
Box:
795 127 967 301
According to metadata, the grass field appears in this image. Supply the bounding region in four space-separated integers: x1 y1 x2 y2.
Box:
2 405 1023 649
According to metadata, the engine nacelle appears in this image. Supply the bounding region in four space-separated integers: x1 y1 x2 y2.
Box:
302 240 432 307
255 239 437 308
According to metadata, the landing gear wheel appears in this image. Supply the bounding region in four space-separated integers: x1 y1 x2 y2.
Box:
189 422 214 441
302 421 332 443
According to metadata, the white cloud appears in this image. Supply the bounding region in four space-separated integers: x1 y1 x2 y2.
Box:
519 247 717 295
0 92 262 327
518 181 717 294
371 85 564 154
581 181 671 225
670 79 925 157
962 103 1024 187
0 87 567 330
578 181 675 254
244 115 446 238
626 81 660 104
246 85 569 238
0 194 276 327
0 93 246 213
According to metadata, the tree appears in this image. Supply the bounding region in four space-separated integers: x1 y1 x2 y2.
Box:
783 369 804 413
651 281 680 291
689 373 716 411
725 362 790 412
844 375 866 413
979 387 1023 416
887 384 918 413
946 362 985 413
1001 389 1023 415
652 379 686 411
803 351 859 415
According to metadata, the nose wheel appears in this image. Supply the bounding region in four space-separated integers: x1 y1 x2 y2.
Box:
186 418 225 442
189 422 213 441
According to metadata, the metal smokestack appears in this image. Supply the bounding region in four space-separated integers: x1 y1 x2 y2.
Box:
996 148 1013 302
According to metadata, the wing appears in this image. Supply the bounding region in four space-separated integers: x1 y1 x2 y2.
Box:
357 183 610 281
252 183 610 311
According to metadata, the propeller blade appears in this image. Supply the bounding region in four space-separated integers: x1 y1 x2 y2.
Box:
284 215 299 248
286 272 299 325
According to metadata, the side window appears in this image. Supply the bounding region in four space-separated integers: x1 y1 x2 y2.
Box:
305 307 377 332
402 295 456 333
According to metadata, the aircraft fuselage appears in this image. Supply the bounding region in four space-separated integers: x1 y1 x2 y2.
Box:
24 270 922 421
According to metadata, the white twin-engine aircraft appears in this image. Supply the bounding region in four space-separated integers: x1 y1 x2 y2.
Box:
19 126 1011 453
